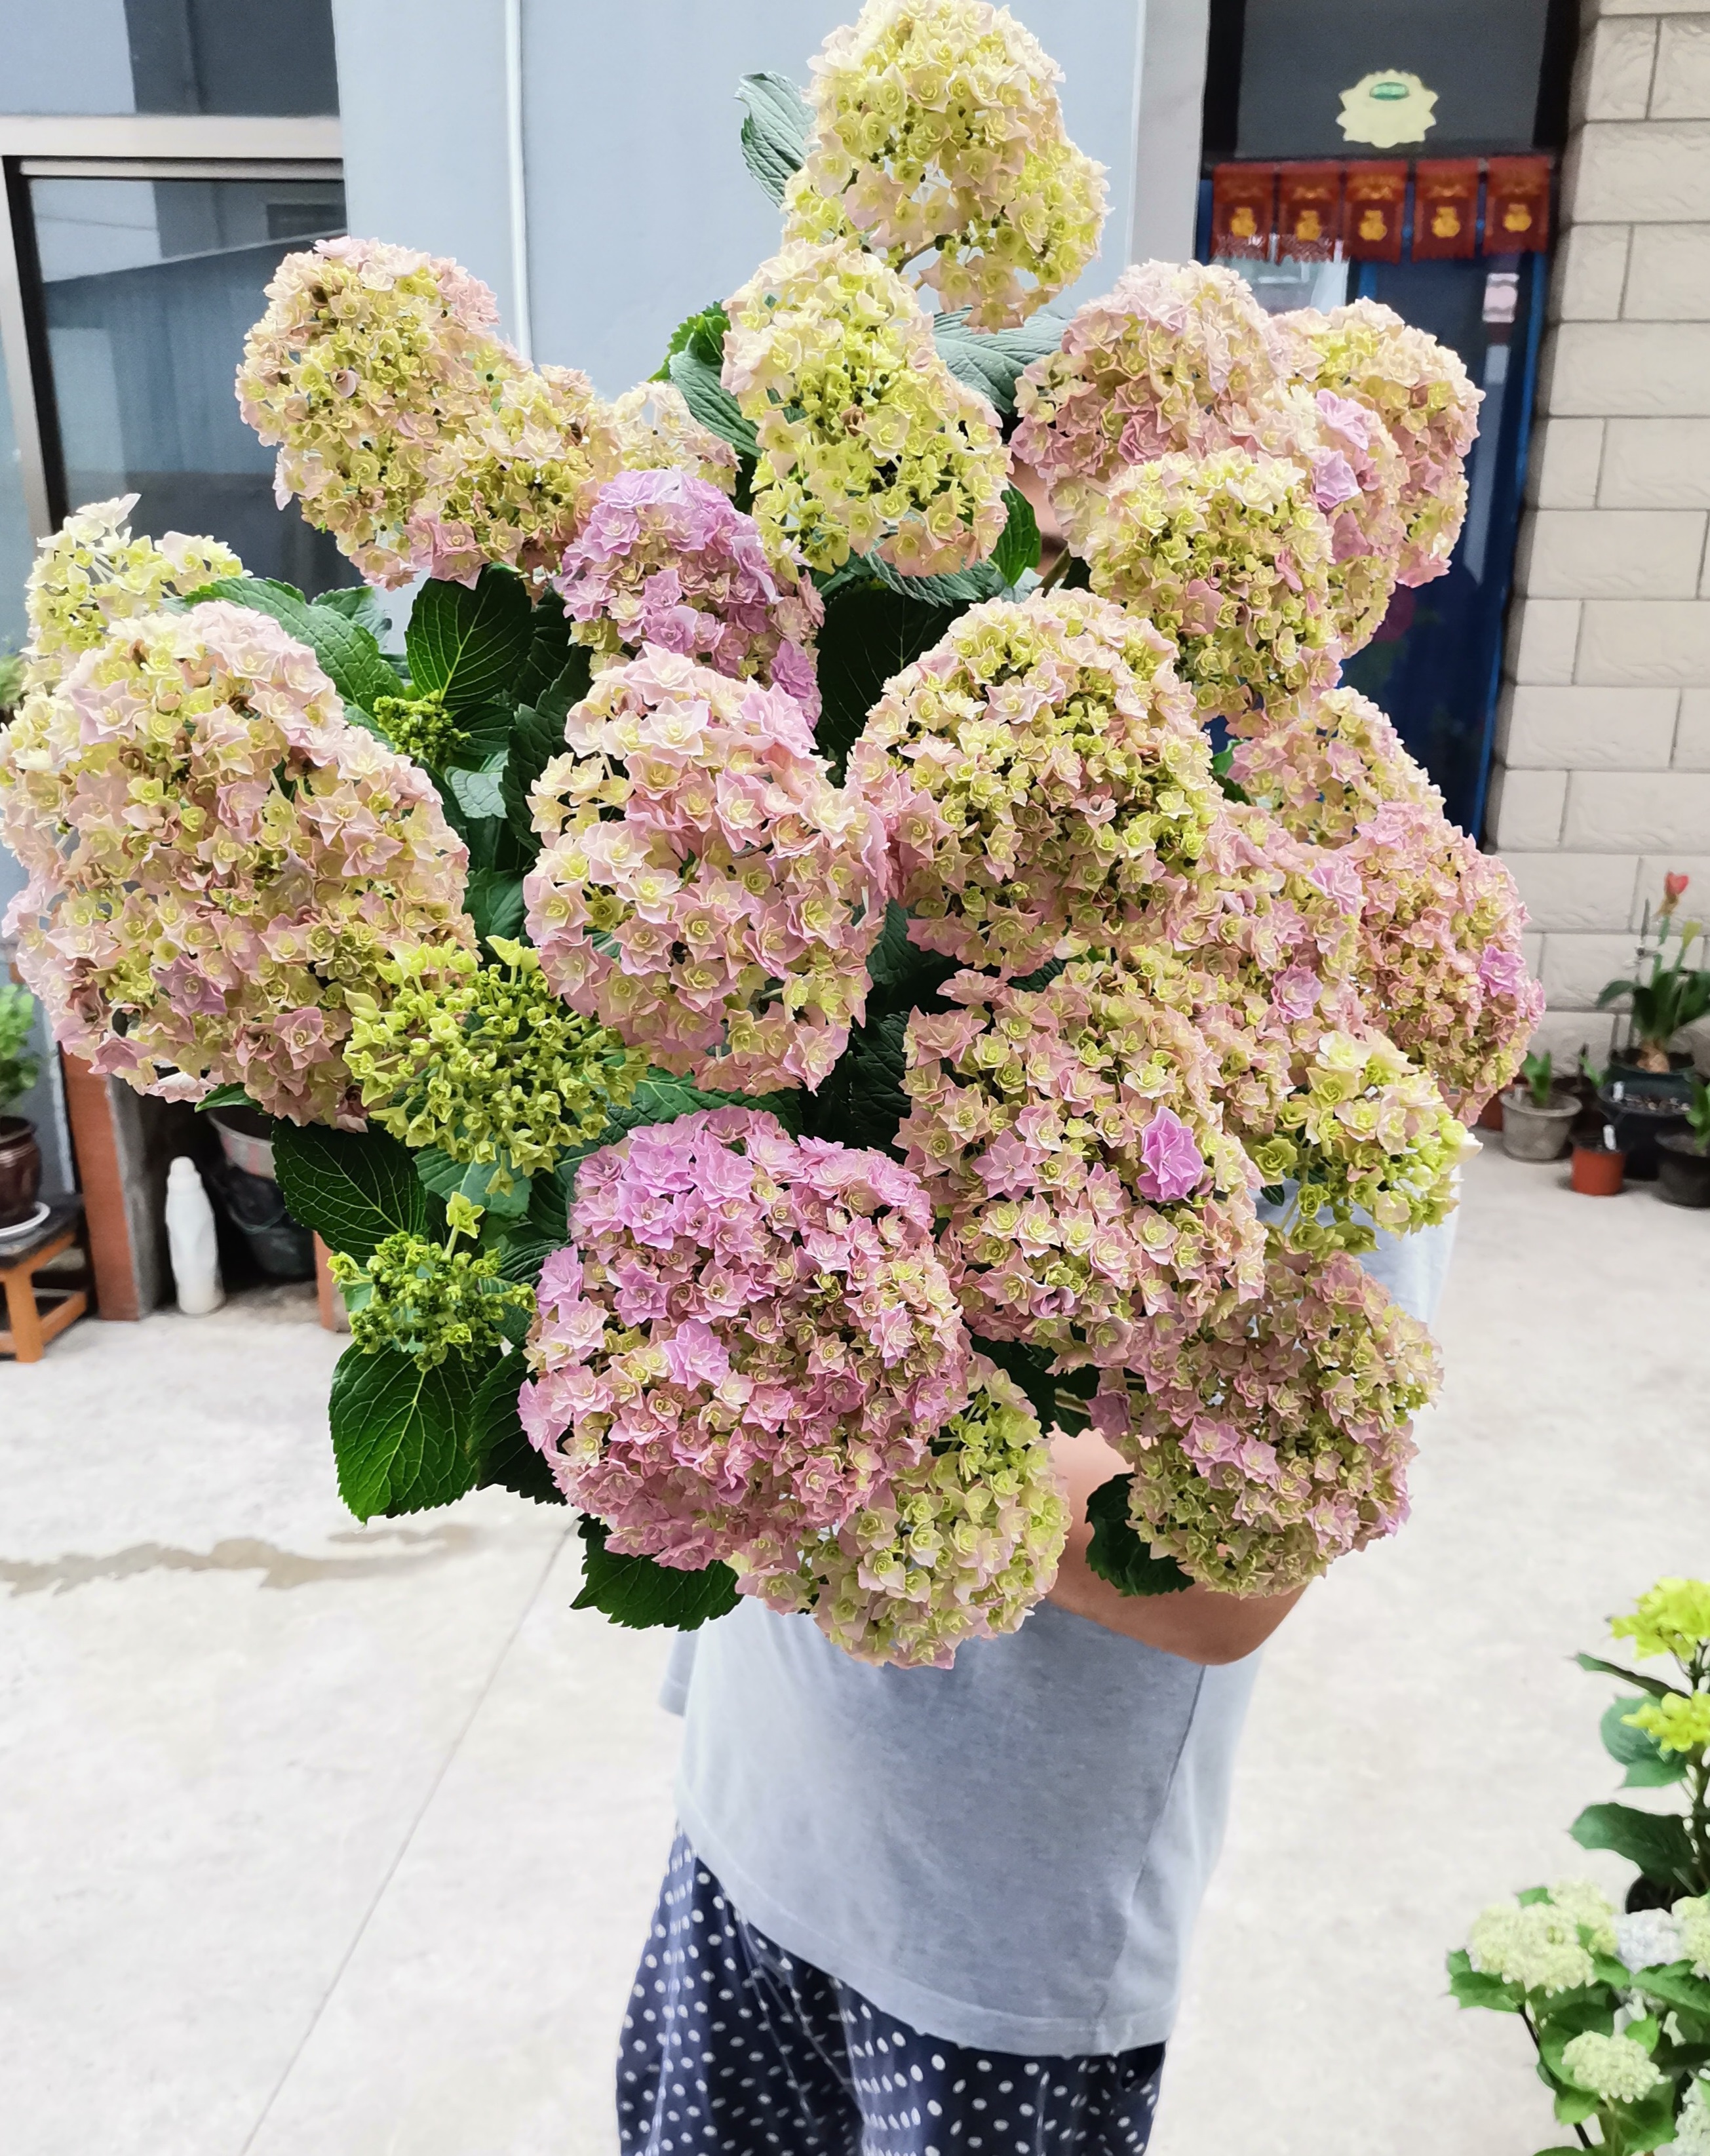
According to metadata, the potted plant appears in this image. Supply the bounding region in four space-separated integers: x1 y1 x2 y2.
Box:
0 980 43 1229
1656 1076 1710 1209
1598 874 1708 1090
1501 1050 1580 1162
1447 1578 1710 2151
1572 1128 1627 1198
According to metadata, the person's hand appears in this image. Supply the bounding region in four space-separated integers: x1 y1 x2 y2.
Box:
1043 1427 1306 1664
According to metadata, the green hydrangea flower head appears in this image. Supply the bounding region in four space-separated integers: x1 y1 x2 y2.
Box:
1466 1881 1615 1996
1612 1578 1710 1663
330 1198 532 1368
345 938 647 1183
371 692 470 770
1559 2030 1663 2105
1677 1897 1710 1980
1625 1693 1710 1758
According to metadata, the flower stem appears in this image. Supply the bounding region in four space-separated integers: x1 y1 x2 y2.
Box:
1521 2008 1594 2150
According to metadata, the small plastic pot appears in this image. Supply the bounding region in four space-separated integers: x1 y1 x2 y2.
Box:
1572 1143 1627 1197
1656 1132 1710 1208
1500 1089 1578 1162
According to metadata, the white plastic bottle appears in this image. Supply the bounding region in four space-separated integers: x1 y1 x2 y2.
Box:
166 1155 225 1316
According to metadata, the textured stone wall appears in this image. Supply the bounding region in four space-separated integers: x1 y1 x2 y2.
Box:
1488 0 1710 1062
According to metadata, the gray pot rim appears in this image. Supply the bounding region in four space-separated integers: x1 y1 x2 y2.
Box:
1500 1089 1579 1116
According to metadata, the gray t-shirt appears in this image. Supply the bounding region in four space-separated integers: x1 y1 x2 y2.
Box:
661 1211 1456 2056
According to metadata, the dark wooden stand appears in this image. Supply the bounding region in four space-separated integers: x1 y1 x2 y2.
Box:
0 1198 90 1362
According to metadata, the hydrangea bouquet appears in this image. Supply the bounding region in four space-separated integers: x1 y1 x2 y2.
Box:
0 1 1541 1670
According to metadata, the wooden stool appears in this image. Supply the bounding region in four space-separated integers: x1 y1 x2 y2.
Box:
0 1198 90 1362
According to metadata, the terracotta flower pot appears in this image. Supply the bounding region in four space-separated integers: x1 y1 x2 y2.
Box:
0 1115 42 1227
1571 1142 1626 1197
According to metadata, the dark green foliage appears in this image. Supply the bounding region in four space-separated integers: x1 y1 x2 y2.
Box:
473 1356 566 1506
274 1122 438 1262
510 589 577 708
969 1334 1060 1436
1211 748 1250 804
668 347 759 460
464 866 528 946
310 584 392 642
653 301 733 382
813 581 960 772
807 1009 912 1155
572 1516 740 1631
1571 1801 1698 1887
329 1344 485 1519
991 486 1041 586
1577 1651 1688 1704
1084 1473 1194 1597
414 1147 533 1220
502 694 578 859
195 1083 258 1112
737 72 811 203
1444 1948 1523 2014
406 567 535 709
931 310 1066 416
865 552 1007 608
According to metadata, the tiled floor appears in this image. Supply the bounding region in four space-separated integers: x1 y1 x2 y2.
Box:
3 1141 1706 2154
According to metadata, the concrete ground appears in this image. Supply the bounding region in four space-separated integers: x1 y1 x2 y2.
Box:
2 1141 1706 2156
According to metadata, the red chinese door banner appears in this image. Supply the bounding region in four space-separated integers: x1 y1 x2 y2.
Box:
1412 158 1480 260
1341 161 1407 263
1276 163 1342 261
1485 155 1551 252
1211 163 1275 259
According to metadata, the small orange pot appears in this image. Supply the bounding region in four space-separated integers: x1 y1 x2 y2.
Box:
1571 1143 1625 1196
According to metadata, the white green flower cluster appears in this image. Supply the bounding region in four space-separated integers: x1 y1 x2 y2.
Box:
724 238 1009 575
793 0 1107 328
1559 2029 1665 2105
1679 2075 1710 2156
1466 1881 1617 1995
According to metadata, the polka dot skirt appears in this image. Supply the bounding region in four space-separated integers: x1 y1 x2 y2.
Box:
617 1831 1166 2156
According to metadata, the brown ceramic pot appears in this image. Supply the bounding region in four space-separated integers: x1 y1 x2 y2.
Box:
0 1115 42 1226
1570 1142 1625 1197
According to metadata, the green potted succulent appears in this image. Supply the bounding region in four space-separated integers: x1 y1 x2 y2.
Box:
1656 1076 1710 1210
1502 1050 1580 1163
1448 1578 1710 2153
0 980 43 1229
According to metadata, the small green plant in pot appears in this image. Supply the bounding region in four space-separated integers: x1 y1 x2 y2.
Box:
1503 1049 1580 1164
1656 1076 1710 1210
1599 874 1709 1082
0 981 43 1229
1448 1578 1710 2153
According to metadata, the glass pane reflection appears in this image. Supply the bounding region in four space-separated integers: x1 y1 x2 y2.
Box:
30 175 355 591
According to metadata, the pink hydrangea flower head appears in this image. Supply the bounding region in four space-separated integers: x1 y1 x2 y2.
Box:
553 471 823 722
519 1108 975 1592
1081 450 1340 724
1272 298 1482 587
899 959 1266 1370
523 647 888 1092
1012 260 1283 547
1228 684 1439 831
1096 1240 1442 1594
0 600 473 1125
846 590 1222 976
237 238 622 585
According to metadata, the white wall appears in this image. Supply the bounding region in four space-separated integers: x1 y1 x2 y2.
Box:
332 0 1209 399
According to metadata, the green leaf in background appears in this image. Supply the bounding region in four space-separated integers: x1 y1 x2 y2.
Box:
1445 1948 1523 2013
187 575 398 718
1570 1801 1698 1887
806 1009 911 1154
503 697 575 849
465 867 528 945
446 757 509 821
990 486 1041 586
435 699 514 772
969 1333 1064 1436
1632 1963 1710 2017
571 1515 740 1631
414 1147 533 1221
813 581 960 773
668 348 760 461
1624 2081 1687 2153
1084 1474 1194 1597
737 71 811 204
1551 2087 1599 2126
406 567 535 709
864 551 1007 609
509 590 577 709
311 585 392 643
1602 1696 1689 1787
195 1083 259 1113
273 1123 437 1262
931 309 1066 416
329 1343 483 1519
1576 1651 1689 1704
472 1356 566 1506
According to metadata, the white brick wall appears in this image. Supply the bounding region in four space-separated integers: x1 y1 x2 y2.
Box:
1494 1 1710 1055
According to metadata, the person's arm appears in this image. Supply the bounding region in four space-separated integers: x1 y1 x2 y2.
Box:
1045 1426 1306 1665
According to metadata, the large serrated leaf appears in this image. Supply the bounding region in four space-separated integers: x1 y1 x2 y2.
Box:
447 758 508 821
473 1356 566 1506
813 581 960 774
1445 1949 1523 2013
406 568 535 709
931 310 1066 416
510 591 577 708
991 486 1041 586
1602 1696 1689 1788
273 1124 438 1261
571 1515 740 1631
311 585 391 640
863 552 1007 609
668 349 759 460
1570 1801 1698 1887
1085 1474 1194 1597
737 71 811 205
329 1344 484 1520
465 866 527 945
189 575 397 717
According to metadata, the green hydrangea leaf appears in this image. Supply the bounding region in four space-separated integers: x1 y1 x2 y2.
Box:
329 1343 484 1520
1445 1949 1523 2012
473 1356 565 1506
806 1009 910 1155
406 568 535 710
667 348 759 461
1551 2087 1600 2125
969 1334 1060 1437
813 581 960 774
510 591 578 708
189 574 398 719
571 1515 740 1631
1085 1473 1194 1597
413 1148 532 1221
991 486 1041 586
1576 1652 1688 1704
311 584 392 641
864 552 1007 609
1570 1801 1698 1887
931 309 1066 415
737 72 811 205
465 867 527 946
1631 1963 1710 2016
447 758 508 820
1603 1697 1690 1787
195 1083 260 1113
1623 2081 1686 2152
274 1122 439 1262
503 696 576 851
